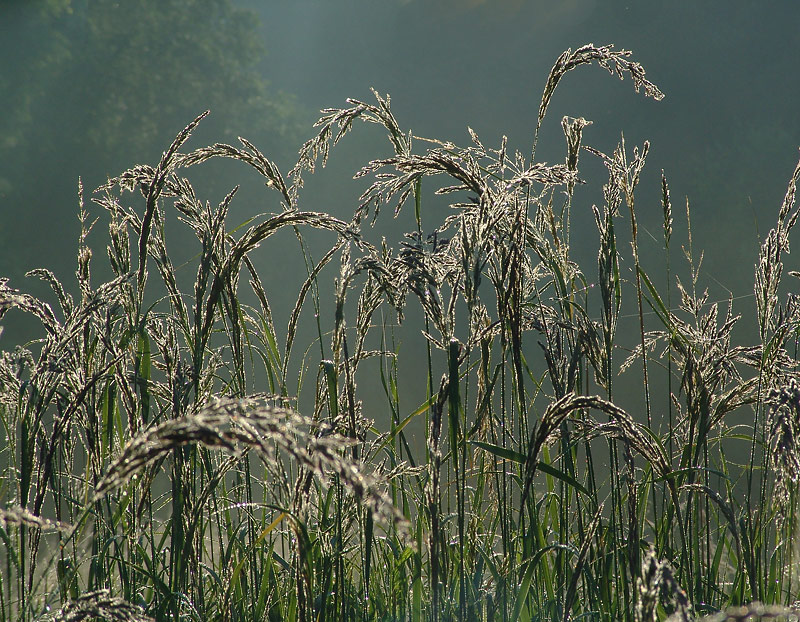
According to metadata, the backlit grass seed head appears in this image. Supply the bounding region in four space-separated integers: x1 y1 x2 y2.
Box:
768 378 800 527
756 153 800 338
562 115 592 175
96 397 410 539
636 548 661 622
635 548 695 622
535 44 663 160
697 603 800 622
520 394 670 507
0 506 72 533
662 170 673 244
44 589 154 622
0 279 58 332
0 347 34 407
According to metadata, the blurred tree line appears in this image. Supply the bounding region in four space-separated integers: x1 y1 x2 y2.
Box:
0 0 303 280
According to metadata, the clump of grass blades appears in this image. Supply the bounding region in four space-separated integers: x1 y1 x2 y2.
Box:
1 43 799 622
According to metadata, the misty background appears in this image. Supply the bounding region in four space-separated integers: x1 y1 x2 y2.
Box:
2 0 799 424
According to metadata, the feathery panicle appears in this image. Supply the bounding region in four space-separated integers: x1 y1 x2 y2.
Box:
662 170 673 245
562 115 592 176
637 547 694 622
44 590 154 622
696 603 800 622
535 44 663 158
96 397 409 538
767 378 800 528
137 111 210 295
0 506 72 533
755 152 800 342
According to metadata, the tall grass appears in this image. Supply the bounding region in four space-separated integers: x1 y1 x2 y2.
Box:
1 43 800 622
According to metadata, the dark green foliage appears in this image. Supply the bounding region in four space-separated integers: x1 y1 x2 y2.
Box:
0 0 302 280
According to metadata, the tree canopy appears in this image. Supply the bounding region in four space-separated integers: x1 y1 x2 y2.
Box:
0 0 302 278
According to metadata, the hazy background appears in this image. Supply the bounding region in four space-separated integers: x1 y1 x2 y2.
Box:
2 0 799 419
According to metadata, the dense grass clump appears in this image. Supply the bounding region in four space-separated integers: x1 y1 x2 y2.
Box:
2 44 800 622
